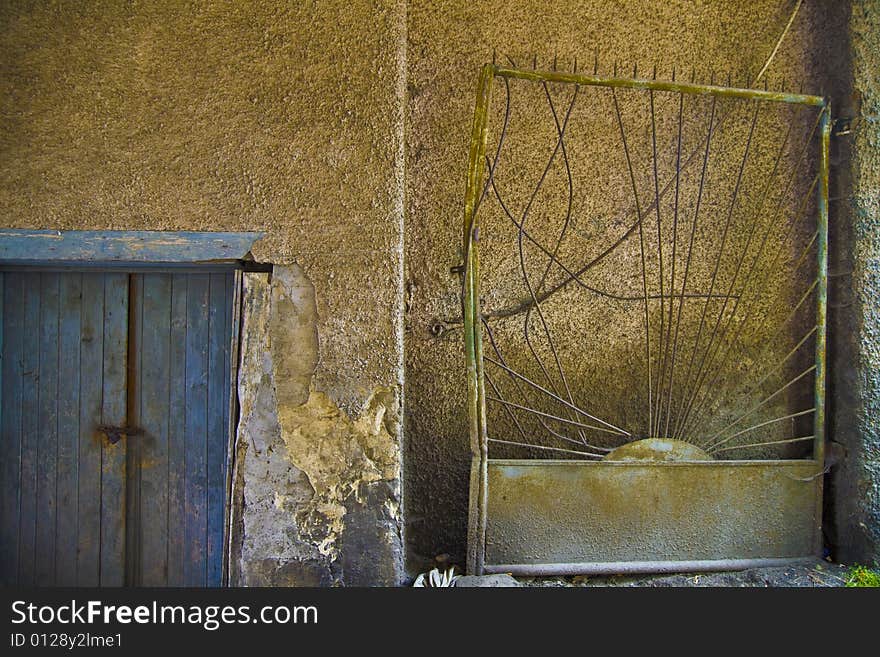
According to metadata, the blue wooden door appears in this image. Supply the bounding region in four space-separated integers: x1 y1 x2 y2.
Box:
0 270 235 586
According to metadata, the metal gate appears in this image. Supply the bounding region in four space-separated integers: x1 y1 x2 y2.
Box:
461 63 830 575
0 269 237 586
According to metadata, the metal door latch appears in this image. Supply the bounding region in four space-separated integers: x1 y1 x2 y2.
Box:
97 425 143 445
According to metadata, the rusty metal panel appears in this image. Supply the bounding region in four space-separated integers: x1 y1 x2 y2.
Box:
484 459 820 574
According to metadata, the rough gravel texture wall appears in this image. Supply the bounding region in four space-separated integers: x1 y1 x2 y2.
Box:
1 0 875 582
403 0 847 570
828 0 880 566
0 0 406 585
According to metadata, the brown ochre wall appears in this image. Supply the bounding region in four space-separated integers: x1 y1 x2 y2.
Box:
403 0 850 571
1 0 873 583
0 0 406 585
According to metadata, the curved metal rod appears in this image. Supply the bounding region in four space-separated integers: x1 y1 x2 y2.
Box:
662 95 718 438
707 408 815 454
713 434 814 455
476 94 765 324
705 365 816 448
674 111 822 439
482 319 625 450
487 396 615 446
654 92 684 436
515 83 587 441
702 325 818 450
680 171 820 439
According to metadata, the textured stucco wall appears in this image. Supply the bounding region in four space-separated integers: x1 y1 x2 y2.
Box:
828 0 880 566
403 0 846 570
0 0 406 585
1 0 875 583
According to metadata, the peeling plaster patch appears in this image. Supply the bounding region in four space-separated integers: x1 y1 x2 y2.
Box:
278 388 401 559
233 266 402 585
234 270 327 586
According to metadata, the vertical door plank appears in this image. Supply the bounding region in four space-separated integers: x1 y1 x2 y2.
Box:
139 274 171 586
100 273 128 586
206 274 230 586
1 273 24 585
17 273 41 584
35 273 60 585
166 274 187 586
184 274 209 586
76 273 104 586
56 273 82 586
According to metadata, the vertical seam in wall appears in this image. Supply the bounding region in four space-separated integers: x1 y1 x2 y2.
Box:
393 0 407 582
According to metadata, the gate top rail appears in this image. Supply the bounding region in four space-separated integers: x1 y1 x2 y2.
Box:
493 65 826 107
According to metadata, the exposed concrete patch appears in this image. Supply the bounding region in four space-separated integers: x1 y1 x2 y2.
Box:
454 574 520 587
233 267 403 586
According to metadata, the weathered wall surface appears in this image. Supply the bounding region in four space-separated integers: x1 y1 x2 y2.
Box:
828 0 880 566
0 1 406 585
2 0 876 582
233 269 401 585
403 0 847 570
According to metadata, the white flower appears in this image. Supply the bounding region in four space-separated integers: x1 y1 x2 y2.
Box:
413 566 460 587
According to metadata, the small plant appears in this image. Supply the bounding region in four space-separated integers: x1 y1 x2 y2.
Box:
844 564 880 587
413 566 460 587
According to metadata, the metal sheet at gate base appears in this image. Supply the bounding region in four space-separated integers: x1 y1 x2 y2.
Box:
484 459 820 573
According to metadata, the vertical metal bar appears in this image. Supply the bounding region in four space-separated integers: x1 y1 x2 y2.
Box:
813 103 830 553
612 88 652 436
125 274 143 586
464 64 494 575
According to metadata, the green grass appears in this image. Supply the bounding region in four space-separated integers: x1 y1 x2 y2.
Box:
844 564 880 587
